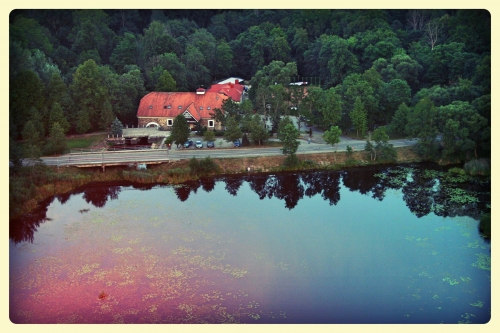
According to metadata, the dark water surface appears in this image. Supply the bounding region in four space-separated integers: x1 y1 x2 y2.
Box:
9 164 491 324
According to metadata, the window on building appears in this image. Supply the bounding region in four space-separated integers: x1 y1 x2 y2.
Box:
167 119 173 126
167 105 171 109
207 106 211 110
200 106 203 110
178 105 182 109
149 105 153 109
208 120 214 127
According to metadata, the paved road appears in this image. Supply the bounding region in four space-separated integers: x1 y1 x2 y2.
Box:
36 136 418 168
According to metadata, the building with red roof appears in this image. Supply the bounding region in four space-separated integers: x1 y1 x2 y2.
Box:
137 89 229 130
206 80 245 102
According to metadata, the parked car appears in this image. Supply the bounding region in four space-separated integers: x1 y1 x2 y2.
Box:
183 140 193 148
233 140 241 147
207 141 215 148
195 140 203 148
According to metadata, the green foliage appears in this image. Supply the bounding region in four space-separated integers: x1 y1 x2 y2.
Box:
277 121 300 156
448 167 465 175
346 145 353 158
249 60 297 126
406 97 439 160
155 69 177 91
44 122 68 155
223 116 242 143
10 14 53 54
350 97 368 138
70 59 114 132
189 157 220 175
463 158 490 176
248 114 269 145
437 101 488 160
21 120 43 165
10 70 45 138
364 126 396 162
76 110 91 134
110 32 138 74
211 98 241 127
203 130 216 142
479 213 491 238
110 117 123 136
364 139 375 161
170 114 191 147
8 9 491 153
322 126 342 148
9 137 24 171
49 102 70 134
388 103 410 137
283 154 300 168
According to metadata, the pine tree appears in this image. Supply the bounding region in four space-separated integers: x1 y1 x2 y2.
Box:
170 114 191 147
45 122 68 155
110 117 123 136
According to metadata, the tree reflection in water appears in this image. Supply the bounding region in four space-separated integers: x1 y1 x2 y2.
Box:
200 177 216 193
224 177 244 196
10 163 490 244
82 185 122 208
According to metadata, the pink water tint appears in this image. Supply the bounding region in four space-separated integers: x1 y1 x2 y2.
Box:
10 193 273 324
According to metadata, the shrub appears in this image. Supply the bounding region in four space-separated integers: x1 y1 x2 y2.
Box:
283 154 300 168
189 157 220 175
448 167 465 175
214 130 225 137
464 158 490 175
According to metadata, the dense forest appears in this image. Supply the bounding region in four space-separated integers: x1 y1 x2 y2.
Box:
9 9 491 163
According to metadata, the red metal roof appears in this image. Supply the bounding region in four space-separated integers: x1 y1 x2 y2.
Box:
137 92 229 120
206 81 244 102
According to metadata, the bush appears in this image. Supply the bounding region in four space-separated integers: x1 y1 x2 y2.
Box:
283 154 300 167
189 157 220 175
214 130 225 137
464 158 490 175
378 144 397 162
448 167 465 175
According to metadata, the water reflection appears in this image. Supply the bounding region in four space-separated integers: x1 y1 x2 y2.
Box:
82 185 122 208
10 163 490 244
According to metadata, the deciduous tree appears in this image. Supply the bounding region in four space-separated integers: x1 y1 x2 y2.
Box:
249 114 269 145
278 119 300 156
350 97 368 138
44 122 68 155
223 116 242 143
322 125 342 150
155 69 177 91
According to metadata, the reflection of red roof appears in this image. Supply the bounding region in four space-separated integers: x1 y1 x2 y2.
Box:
137 92 228 121
206 81 244 102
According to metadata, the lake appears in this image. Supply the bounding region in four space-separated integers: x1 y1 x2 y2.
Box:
9 163 491 324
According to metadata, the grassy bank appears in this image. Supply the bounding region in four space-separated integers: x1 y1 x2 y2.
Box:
10 146 422 219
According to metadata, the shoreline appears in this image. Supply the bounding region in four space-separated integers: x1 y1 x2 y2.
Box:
10 146 425 220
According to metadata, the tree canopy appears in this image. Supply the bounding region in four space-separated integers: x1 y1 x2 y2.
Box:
9 9 491 163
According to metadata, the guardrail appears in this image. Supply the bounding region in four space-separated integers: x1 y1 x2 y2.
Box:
70 145 169 154
47 150 176 168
